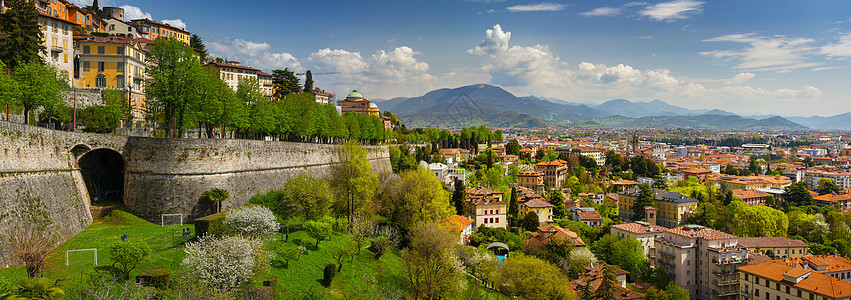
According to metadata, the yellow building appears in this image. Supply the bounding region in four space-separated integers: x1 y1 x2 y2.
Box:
75 35 147 124
129 19 191 44
705 174 792 190
617 187 698 228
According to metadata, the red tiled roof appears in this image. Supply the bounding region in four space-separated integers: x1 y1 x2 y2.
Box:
577 210 602 221
814 193 851 202
443 215 475 232
666 225 736 240
738 237 810 249
206 61 261 72
611 222 666 234
732 189 769 200
522 198 553 208
130 18 190 34
739 259 851 299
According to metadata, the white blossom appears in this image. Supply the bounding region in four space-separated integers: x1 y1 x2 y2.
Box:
222 205 278 238
181 235 273 291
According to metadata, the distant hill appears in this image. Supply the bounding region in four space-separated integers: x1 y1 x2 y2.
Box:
703 109 736 116
593 99 712 117
619 115 806 130
372 97 409 113
787 113 851 130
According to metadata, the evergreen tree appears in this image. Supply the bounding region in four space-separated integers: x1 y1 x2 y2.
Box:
631 183 655 221
508 187 519 226
272 68 300 98
452 179 466 215
549 189 566 219
0 0 45 69
748 156 762 175
784 181 814 207
818 178 841 195
304 70 314 93
189 34 207 62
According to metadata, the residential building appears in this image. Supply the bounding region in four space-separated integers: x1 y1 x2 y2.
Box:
568 265 646 300
311 88 335 105
611 209 667 258
519 198 553 225
575 209 602 226
75 35 147 124
654 225 748 299
428 163 449 184
258 72 273 100
731 189 770 206
801 148 829 157
523 224 586 253
679 167 714 182
707 174 792 190
104 17 140 38
442 215 475 245
535 159 568 189
738 257 851 300
805 170 851 190
35 1 76 82
206 61 260 90
814 193 851 210
556 147 605 166
337 90 380 117
618 187 698 228
517 170 545 194
129 18 191 44
738 237 810 259
463 187 507 229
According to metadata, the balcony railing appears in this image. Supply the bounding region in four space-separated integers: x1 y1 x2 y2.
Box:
714 258 748 265
713 279 739 286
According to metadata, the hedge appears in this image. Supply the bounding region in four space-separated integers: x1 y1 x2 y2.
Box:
136 269 171 289
194 210 228 238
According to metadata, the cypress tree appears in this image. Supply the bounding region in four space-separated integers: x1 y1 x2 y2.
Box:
0 0 45 69
452 179 466 215
304 70 314 93
508 187 518 226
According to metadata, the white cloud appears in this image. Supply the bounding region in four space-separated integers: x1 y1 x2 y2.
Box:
506 2 568 12
120 5 152 21
209 38 302 71
637 35 654 39
724 72 755 85
820 32 851 58
467 24 511 56
68 0 91 6
639 0 704 21
700 33 821 72
161 19 187 30
581 7 622 17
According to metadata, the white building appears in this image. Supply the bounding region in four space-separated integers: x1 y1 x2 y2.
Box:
206 61 273 100
38 14 75 83
801 148 828 157
804 170 851 190
104 17 141 39
428 163 449 183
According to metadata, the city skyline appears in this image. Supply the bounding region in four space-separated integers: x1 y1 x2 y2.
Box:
69 0 851 117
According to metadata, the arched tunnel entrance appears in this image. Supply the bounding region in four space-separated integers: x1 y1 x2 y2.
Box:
78 149 125 203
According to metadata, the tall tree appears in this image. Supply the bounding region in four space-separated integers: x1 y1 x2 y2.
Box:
748 156 762 175
784 181 814 207
548 189 566 219
402 223 461 300
12 61 64 125
0 60 20 122
145 38 203 137
818 178 841 195
384 168 453 234
631 183 655 221
304 70 314 93
505 139 521 156
508 187 519 226
328 140 378 229
189 34 207 62
272 68 300 98
452 179 467 216
0 0 44 69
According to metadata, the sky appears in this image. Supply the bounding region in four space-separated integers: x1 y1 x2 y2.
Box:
70 0 851 117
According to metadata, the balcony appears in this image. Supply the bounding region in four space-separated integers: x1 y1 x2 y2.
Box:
713 279 739 286
658 260 675 267
713 258 748 265
712 290 740 297
51 45 64 53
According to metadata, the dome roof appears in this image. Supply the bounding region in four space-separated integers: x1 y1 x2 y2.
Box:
347 90 364 99
369 103 378 108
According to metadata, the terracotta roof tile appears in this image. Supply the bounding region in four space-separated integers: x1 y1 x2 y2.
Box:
738 237 809 249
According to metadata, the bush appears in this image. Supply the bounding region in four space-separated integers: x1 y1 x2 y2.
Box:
181 235 273 292
222 205 278 238
300 238 317 250
109 240 151 279
136 269 171 289
242 286 273 300
369 236 392 259
323 263 337 287
194 210 228 237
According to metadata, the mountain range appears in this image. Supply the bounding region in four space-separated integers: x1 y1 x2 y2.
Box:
372 84 846 130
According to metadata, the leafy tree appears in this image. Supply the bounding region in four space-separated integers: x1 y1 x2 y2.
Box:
452 179 467 216
784 182 815 207
401 223 461 300
492 256 572 300
328 140 378 229
239 77 274 137
383 168 453 234
548 189 566 219
193 66 239 138
303 70 314 93
505 139 520 156
594 265 618 300
610 237 646 276
201 188 229 214
631 183 655 221
275 245 297 268
11 61 65 125
722 200 788 237
109 240 151 279
665 283 690 300
329 241 357 272
818 178 841 195
521 211 540 232
749 156 762 175
222 206 278 238
564 247 598 278
0 0 44 69
181 235 273 292
145 38 203 137
272 68 300 98
304 218 334 248
283 174 333 221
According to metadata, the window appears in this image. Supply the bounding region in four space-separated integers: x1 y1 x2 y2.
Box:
98 46 104 54
495 218 499 223
98 61 104 72
95 75 106 87
83 61 90 71
116 76 124 88
117 46 124 55
755 289 760 297
83 45 90 54
117 62 124 72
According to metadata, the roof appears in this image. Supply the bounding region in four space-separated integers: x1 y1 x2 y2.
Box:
257 71 273 77
732 189 769 200
442 215 475 232
518 170 543 176
619 187 698 204
738 237 810 249
206 61 261 72
577 210 602 221
486 242 509 250
611 222 666 234
814 193 851 202
534 224 586 247
738 259 851 299
347 90 364 99
665 225 736 240
369 103 378 108
522 198 554 208
536 159 568 166
569 265 645 300
129 18 190 34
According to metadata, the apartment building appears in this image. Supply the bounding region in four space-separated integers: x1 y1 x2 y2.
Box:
556 147 606 166
519 198 553 225
311 88 335 105
731 189 770 206
464 187 507 229
517 170 545 194
258 71 273 100
654 225 748 299
805 170 851 190
814 193 851 210
706 174 792 190
618 187 698 228
75 35 148 123
737 237 810 259
130 19 191 44
205 61 273 99
535 159 568 189
738 256 851 300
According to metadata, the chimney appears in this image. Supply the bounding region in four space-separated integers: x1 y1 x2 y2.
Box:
645 206 656 227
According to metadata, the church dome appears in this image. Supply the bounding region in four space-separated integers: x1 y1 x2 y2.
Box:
369 103 378 109
347 90 364 99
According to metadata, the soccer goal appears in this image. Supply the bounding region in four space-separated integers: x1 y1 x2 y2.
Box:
161 213 183 226
65 249 97 266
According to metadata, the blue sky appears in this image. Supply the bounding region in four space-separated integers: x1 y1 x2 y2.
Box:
74 0 851 117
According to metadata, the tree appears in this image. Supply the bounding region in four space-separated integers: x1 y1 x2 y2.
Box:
145 38 203 137
304 70 314 93
222 206 278 238
181 235 273 292
11 61 65 125
452 179 467 216
508 187 519 226
275 246 297 268
784 181 815 207
109 240 151 279
193 66 239 138
610 237 646 275
564 247 598 278
631 183 655 221
189 34 207 62
272 68 300 98
328 140 378 229
594 265 618 300
0 0 45 69
749 156 762 175
506 139 520 156
402 223 461 299
665 283 690 300
3 278 65 300
202 188 229 214
818 178 841 195
549 189 566 219
521 211 540 232
493 256 572 300
304 218 334 248
329 241 357 272
383 168 453 234
283 174 333 221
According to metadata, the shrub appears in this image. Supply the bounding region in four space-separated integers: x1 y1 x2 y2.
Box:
136 269 171 289
323 263 337 287
242 286 273 300
222 205 278 238
276 245 298 267
109 240 151 279
181 235 273 292
369 236 392 259
4 278 64 300
304 219 333 248
194 210 228 237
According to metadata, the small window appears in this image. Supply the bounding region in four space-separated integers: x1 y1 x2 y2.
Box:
83 61 90 71
116 76 124 88
116 62 124 72
95 76 106 87
98 61 104 72
98 46 104 54
117 46 124 55
83 45 90 54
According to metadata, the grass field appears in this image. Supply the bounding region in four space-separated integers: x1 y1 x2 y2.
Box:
0 209 504 299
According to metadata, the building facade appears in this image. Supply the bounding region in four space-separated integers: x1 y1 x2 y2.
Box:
805 170 851 190
618 187 698 228
75 35 147 123
129 19 190 44
737 237 810 259
535 159 568 189
464 187 507 229
738 257 851 300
